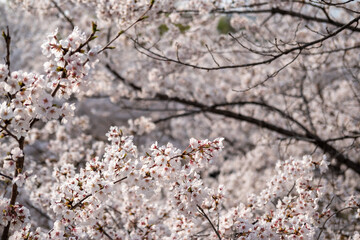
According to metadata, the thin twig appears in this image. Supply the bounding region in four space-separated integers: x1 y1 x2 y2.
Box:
197 204 222 240
96 223 114 240
71 177 127 210
98 0 155 54
0 172 12 180
316 207 356 240
133 15 360 70
205 44 220 67
0 125 19 140
51 0 75 29
232 49 302 92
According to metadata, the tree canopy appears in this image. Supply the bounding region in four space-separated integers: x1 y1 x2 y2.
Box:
0 1 360 239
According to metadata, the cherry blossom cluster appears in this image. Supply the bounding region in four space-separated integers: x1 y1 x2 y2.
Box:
41 26 98 99
33 126 225 239
17 131 358 240
127 116 155 135
0 26 99 139
0 24 101 239
217 156 339 239
8 224 42 240
0 198 30 235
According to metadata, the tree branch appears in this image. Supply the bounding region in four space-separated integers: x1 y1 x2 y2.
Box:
197 204 222 240
105 65 360 175
133 15 360 70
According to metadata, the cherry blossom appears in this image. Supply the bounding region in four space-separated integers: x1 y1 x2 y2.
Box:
1 1 360 239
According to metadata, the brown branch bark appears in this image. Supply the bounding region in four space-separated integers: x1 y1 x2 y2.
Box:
1 137 25 240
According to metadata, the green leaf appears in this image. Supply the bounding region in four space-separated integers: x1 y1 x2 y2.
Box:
158 24 169 36
217 16 235 34
174 23 190 34
92 22 98 32
139 16 149 21
56 67 64 72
